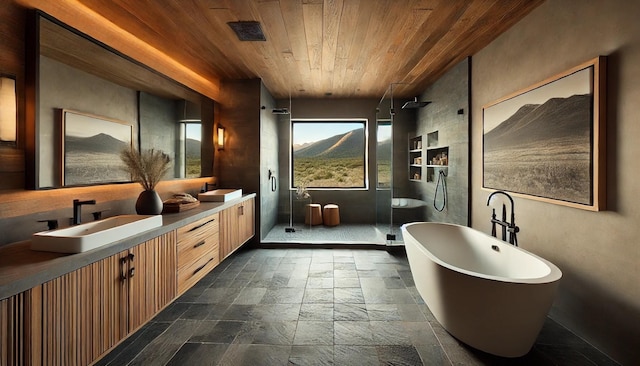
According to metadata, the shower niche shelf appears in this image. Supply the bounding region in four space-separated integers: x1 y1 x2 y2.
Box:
426 131 448 182
409 135 423 181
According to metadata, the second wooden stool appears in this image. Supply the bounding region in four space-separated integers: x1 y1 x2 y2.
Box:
323 204 340 226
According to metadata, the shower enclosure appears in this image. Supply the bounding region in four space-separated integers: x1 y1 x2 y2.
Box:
375 84 427 246
262 59 469 245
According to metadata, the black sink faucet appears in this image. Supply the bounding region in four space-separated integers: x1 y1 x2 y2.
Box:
73 199 96 225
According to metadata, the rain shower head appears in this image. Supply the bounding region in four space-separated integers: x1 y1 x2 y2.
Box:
402 97 431 109
272 108 290 115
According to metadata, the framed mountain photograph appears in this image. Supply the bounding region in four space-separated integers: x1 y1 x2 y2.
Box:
61 109 133 186
482 56 606 211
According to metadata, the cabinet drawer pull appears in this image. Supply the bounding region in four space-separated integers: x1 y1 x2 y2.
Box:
128 252 135 277
193 240 206 248
120 257 128 281
188 218 216 232
194 257 214 275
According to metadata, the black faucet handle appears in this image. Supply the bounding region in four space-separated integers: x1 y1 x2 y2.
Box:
91 209 110 220
38 219 59 230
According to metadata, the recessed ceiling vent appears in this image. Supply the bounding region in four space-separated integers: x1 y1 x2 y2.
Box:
227 21 266 41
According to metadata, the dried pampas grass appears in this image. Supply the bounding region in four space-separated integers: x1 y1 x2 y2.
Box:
120 146 171 191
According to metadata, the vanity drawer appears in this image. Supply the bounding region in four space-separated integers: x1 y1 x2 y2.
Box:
177 248 219 294
177 235 219 270
176 213 220 294
177 213 219 248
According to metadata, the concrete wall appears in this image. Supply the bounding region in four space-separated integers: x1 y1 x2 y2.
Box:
38 56 137 188
216 79 261 194
139 92 178 176
416 58 469 226
216 79 263 244
471 0 640 363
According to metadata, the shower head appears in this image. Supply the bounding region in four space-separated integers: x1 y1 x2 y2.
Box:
402 97 431 109
272 108 290 115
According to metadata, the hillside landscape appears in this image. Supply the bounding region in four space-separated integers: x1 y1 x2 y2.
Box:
64 133 130 185
293 128 365 187
186 138 201 177
483 94 593 204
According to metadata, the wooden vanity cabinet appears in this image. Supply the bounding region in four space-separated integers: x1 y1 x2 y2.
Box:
29 231 176 366
220 197 255 260
1 195 256 365
176 213 220 295
1 291 32 366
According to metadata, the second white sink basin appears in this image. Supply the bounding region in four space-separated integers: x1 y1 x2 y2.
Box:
31 215 163 254
198 189 243 202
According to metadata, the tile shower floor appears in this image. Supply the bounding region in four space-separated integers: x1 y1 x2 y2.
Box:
98 248 618 366
262 224 389 245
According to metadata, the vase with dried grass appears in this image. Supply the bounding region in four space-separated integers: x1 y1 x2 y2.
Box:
120 146 171 215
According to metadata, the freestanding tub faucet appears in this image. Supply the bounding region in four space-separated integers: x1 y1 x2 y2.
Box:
486 191 519 246
73 199 96 225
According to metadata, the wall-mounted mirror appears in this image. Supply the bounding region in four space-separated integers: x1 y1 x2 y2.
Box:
32 12 214 189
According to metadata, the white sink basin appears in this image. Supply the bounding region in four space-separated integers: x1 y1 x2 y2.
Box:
31 215 163 254
198 189 243 202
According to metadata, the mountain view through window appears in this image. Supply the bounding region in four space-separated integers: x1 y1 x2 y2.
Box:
184 123 201 178
292 120 367 188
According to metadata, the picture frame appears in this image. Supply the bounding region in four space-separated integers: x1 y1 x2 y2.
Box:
61 109 133 186
482 56 606 211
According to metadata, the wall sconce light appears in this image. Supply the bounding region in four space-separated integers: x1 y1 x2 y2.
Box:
0 76 17 145
217 125 225 150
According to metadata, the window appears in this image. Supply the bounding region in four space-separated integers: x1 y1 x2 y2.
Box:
183 122 201 178
292 119 367 189
376 121 392 188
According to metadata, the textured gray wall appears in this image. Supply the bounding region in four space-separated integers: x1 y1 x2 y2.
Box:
38 56 137 188
216 79 262 244
415 58 469 226
139 92 177 177
471 1 640 363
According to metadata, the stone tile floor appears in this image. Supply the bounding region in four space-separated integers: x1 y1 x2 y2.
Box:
97 248 619 366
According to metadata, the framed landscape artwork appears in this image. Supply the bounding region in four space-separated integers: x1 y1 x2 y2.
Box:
482 56 606 211
61 109 133 186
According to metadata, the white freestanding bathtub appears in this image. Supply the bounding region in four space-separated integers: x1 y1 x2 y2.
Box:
401 222 562 357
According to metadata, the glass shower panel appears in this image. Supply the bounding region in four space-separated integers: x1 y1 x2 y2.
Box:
375 96 393 240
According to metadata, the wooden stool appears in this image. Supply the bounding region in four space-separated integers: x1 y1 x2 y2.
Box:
323 204 340 226
305 204 323 225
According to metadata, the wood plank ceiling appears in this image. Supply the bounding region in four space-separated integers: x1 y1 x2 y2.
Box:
75 0 544 99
